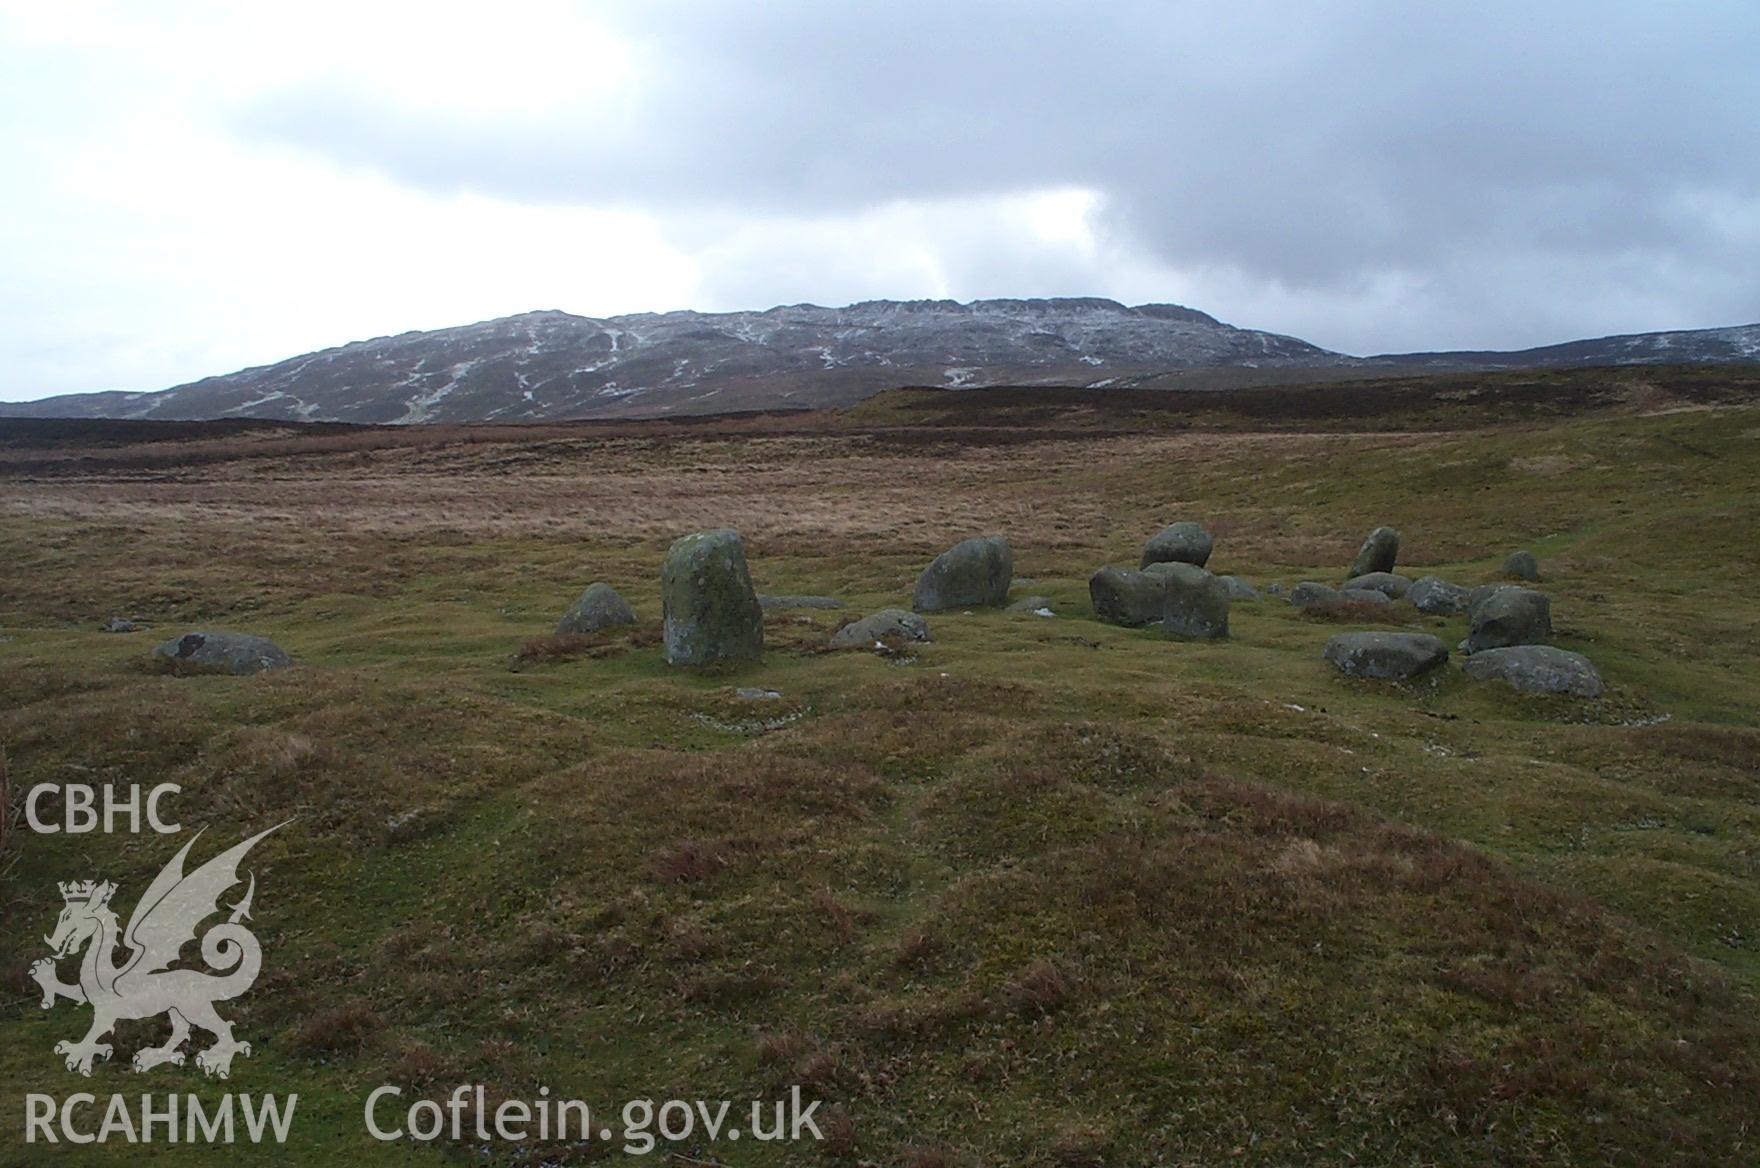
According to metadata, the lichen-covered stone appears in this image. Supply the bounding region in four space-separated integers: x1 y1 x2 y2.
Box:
1408 576 1470 615
1465 587 1552 653
912 535 1013 612
153 630 292 676
1502 550 1542 581
1462 645 1603 697
661 529 763 665
1340 572 1412 599
1089 566 1166 626
1218 575 1259 600
828 608 932 650
555 582 637 635
1160 563 1230 639
1141 522 1214 570
1323 632 1448 680
1289 581 1342 608
1348 526 1401 577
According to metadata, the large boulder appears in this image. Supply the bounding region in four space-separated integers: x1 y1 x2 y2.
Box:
1141 522 1214 569
1289 581 1342 608
555 582 637 636
1160 563 1230 639
1465 587 1552 653
1408 576 1470 615
153 630 292 676
1089 566 1166 626
1462 645 1603 697
1323 632 1448 680
661 529 764 665
1502 550 1542 581
912 535 1013 612
1348 526 1401 577
828 608 932 650
1466 583 1521 617
1340 572 1412 599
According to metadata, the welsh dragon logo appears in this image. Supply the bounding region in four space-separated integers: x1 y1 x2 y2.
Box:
30 824 285 1078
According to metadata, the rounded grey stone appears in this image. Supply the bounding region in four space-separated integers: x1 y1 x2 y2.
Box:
1289 581 1342 608
153 630 292 676
1465 587 1552 653
1323 631 1448 680
1159 563 1230 639
1338 588 1395 605
1348 526 1401 577
1089 566 1165 626
661 529 764 665
1462 645 1603 697
555 582 637 636
912 535 1013 612
1408 576 1470 615
828 608 932 650
1141 521 1214 570
1502 550 1542 581
1340 572 1412 599
1006 595 1054 613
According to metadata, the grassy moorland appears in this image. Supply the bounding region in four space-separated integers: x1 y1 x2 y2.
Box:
2 365 1759 1166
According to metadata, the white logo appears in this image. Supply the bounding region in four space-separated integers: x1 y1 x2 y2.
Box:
31 824 285 1078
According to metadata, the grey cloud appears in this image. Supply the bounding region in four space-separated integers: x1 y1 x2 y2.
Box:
239 1 1760 349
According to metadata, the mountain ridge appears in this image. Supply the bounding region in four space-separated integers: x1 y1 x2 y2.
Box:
3 298 1756 423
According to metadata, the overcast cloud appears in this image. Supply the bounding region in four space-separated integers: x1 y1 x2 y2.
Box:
2 0 1756 401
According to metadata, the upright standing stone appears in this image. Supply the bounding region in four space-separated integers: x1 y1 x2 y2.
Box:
1141 522 1214 570
1160 563 1230 639
662 530 763 665
1348 526 1401 577
912 536 1013 612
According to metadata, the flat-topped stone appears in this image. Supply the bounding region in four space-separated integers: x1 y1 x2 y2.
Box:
1462 645 1603 697
1323 632 1448 680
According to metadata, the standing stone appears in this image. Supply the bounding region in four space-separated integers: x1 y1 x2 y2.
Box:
1323 632 1448 680
1340 572 1412 599
1503 550 1542 581
1465 587 1552 653
1348 526 1401 577
661 530 763 665
1141 522 1214 570
1160 563 1230 639
1408 576 1470 615
556 582 637 636
1089 566 1166 626
153 630 291 676
912 536 1013 612
1462 645 1604 697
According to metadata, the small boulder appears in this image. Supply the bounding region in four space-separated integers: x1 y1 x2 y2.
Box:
912 535 1012 612
758 595 845 610
1089 566 1166 627
1462 645 1603 697
1141 522 1214 570
1265 582 1286 596
1160 563 1230 639
661 529 764 665
1340 572 1412 599
828 608 932 650
1338 588 1395 606
1465 587 1552 653
1408 576 1470 615
101 616 139 633
1323 632 1448 681
555 582 636 636
1218 575 1259 600
1466 583 1521 617
1006 595 1054 613
153 630 292 676
1289 581 1342 608
1502 550 1542 581
1348 526 1400 577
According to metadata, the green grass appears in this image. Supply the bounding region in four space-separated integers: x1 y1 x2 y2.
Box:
2 373 1759 1165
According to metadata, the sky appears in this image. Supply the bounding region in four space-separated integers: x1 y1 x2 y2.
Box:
2 0 1757 402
